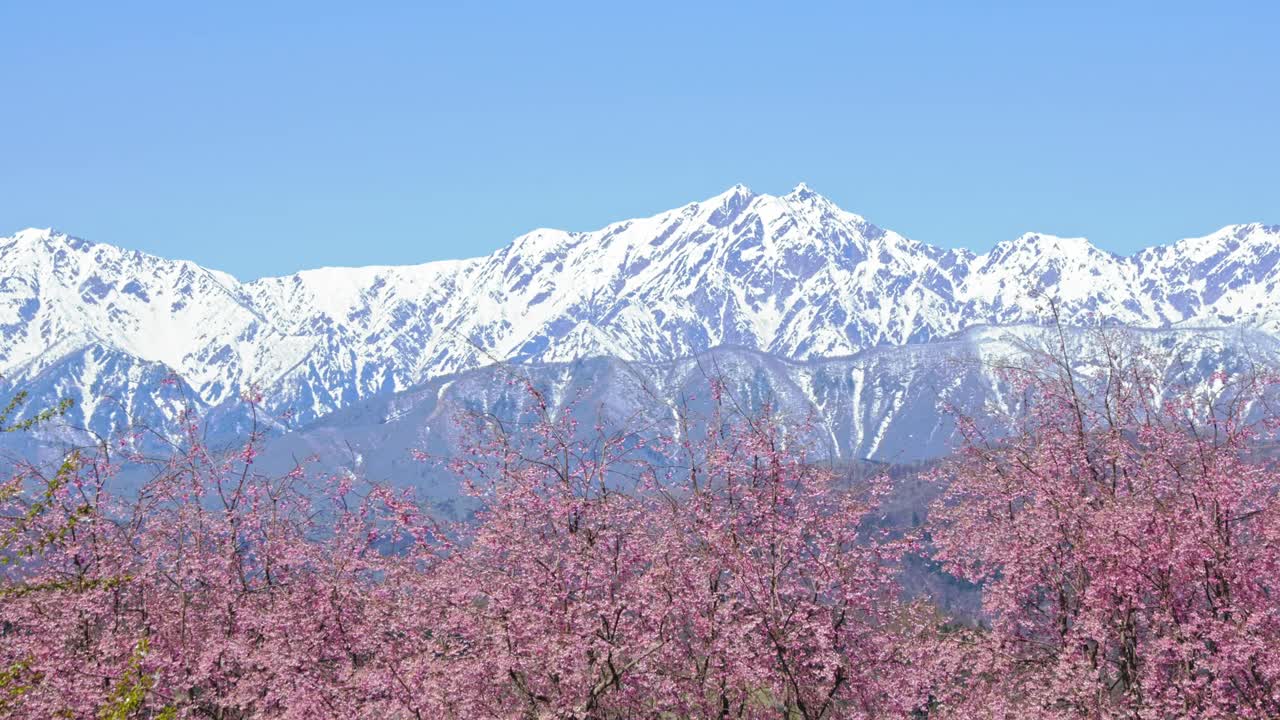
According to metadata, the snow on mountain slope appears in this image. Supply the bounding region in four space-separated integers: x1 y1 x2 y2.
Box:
959 232 1154 324
247 326 1280 517
0 228 312 410
1133 223 1280 329
2 187 1278 438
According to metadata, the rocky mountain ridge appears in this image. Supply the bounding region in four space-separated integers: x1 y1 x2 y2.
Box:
2 185 1277 438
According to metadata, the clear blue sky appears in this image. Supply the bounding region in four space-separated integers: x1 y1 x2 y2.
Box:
2 1 1277 278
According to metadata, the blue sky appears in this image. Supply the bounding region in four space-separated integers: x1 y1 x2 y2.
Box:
2 1 1277 278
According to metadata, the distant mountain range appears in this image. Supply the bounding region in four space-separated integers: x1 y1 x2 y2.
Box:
244 326 1280 514
3 185 1278 471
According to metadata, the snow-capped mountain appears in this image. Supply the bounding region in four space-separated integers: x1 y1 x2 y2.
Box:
2 184 1278 438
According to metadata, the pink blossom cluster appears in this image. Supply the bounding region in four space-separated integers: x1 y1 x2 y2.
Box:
927 358 1280 718
3 361 1279 718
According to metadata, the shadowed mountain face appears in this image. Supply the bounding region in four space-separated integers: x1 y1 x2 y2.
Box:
236 326 1280 517
2 185 1279 443
8 326 1272 621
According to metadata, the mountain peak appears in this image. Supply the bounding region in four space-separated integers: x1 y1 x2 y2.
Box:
785 182 824 202
708 183 754 204
6 228 106 257
998 232 1103 256
11 227 58 243
1228 222 1280 240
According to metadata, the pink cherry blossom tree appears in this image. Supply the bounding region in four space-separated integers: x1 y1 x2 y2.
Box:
1 402 442 719
4 381 933 719
926 333 1280 718
414 381 933 719
15 339 1278 719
